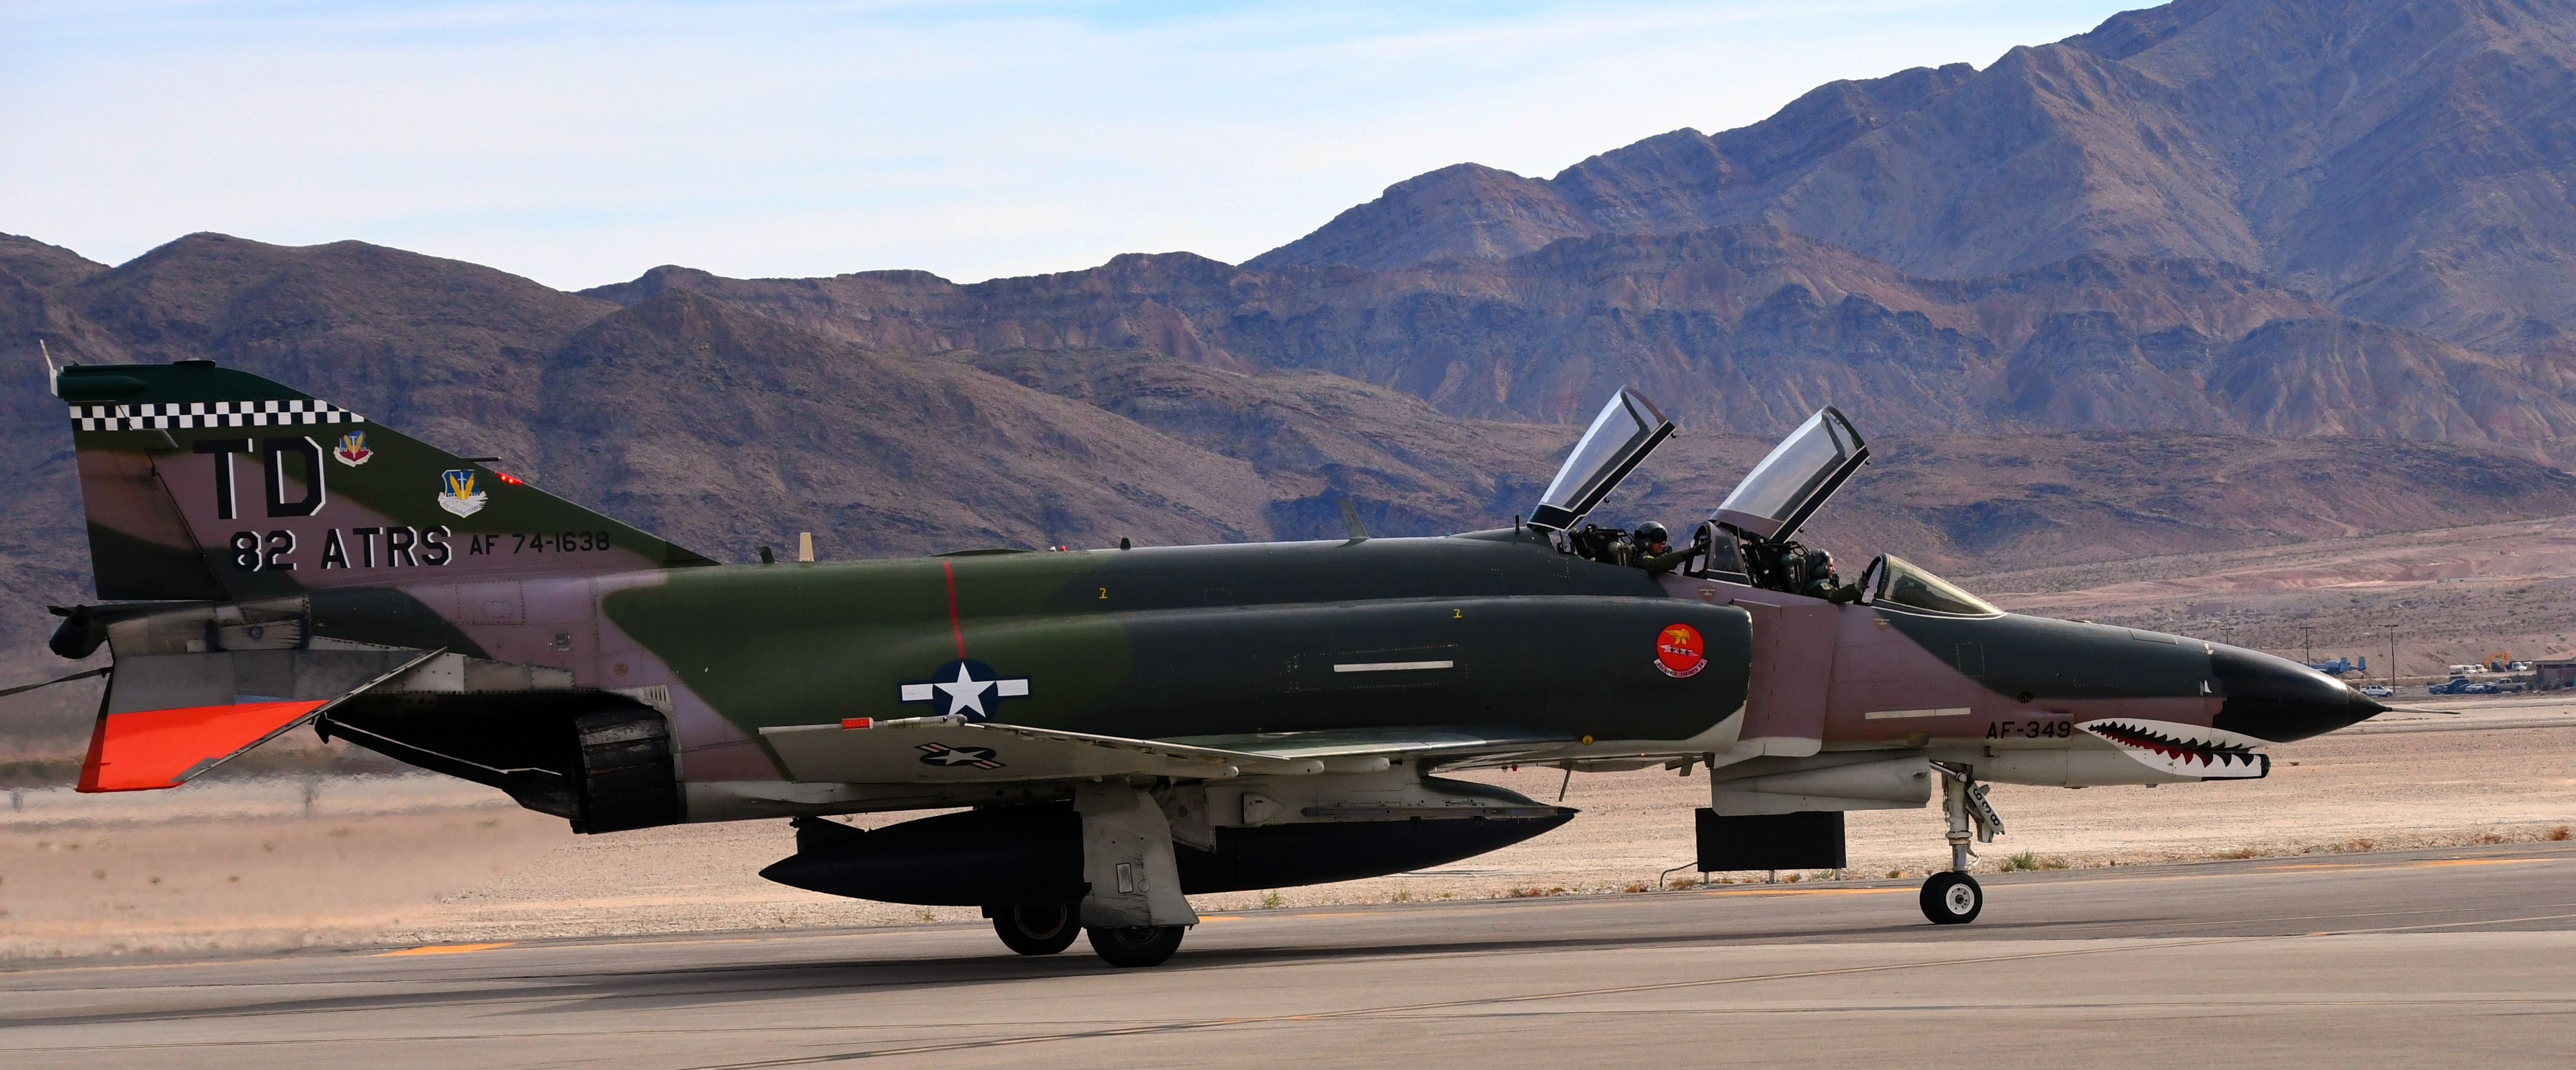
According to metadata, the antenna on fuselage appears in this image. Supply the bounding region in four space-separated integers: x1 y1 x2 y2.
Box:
1337 497 1369 542
38 339 59 397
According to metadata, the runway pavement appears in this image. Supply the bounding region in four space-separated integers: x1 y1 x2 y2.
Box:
5 841 2575 1067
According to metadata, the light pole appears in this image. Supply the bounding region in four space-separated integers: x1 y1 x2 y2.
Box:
2382 624 2398 691
2301 625 2314 667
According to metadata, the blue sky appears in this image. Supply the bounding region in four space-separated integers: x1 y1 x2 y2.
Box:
4 2 2141 290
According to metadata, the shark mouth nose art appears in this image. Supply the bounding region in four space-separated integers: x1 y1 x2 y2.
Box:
2077 719 2271 779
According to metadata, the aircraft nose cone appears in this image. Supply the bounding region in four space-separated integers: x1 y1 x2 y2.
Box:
2211 646 2384 743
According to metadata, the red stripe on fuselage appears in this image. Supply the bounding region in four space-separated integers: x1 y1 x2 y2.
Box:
76 700 327 793
942 559 965 658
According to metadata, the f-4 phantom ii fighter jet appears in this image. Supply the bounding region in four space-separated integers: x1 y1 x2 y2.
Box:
23 362 2385 966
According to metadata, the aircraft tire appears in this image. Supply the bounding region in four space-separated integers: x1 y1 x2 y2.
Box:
1919 872 1982 924
992 903 1080 955
1086 924 1186 967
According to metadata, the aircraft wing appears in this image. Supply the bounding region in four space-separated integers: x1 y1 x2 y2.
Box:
757 720 1293 784
1158 725 1578 766
756 721 1580 783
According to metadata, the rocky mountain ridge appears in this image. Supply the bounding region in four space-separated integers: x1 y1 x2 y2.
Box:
586 225 2576 454
1254 0 2576 360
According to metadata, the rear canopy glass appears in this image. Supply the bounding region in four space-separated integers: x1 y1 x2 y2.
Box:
1715 408 1863 539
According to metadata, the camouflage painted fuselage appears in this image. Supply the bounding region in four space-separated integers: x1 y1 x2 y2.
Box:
49 360 2381 883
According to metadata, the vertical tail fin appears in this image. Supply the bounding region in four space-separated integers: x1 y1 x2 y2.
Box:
54 360 713 601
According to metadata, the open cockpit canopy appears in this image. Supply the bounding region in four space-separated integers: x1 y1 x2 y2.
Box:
1862 555 2000 616
1529 388 1674 531
1713 407 1866 542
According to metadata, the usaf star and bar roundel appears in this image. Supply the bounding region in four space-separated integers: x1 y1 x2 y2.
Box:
898 659 1030 722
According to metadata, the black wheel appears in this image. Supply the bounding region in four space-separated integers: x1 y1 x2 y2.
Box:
1920 871 1982 924
992 903 1079 956
1086 924 1186 967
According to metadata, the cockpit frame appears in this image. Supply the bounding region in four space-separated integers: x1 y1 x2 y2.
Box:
1528 388 1675 532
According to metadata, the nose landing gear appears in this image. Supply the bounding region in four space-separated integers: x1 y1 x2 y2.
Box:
1921 871 1982 923
1922 763 2002 924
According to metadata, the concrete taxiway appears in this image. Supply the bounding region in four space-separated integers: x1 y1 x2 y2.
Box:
5 842 2574 1067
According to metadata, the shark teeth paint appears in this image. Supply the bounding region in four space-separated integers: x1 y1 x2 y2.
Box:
2077 718 2272 779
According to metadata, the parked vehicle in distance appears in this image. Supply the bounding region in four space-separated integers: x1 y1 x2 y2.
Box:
2428 677 2507 696
2360 685 2394 698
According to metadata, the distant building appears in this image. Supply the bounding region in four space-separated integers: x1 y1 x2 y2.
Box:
2534 660 2576 691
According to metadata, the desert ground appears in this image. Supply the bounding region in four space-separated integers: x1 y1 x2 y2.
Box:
4 694 2569 962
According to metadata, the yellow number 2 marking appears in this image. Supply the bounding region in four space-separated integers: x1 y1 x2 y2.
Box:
1099 587 1109 600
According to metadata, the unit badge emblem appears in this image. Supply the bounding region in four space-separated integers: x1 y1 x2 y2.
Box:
436 469 487 517
1655 623 1707 678
897 659 1030 721
332 430 372 467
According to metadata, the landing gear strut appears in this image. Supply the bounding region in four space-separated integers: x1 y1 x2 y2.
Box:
1922 763 2002 924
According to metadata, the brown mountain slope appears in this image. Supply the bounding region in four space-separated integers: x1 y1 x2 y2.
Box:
0 233 108 292
54 233 623 475
593 226 2576 450
533 292 1274 558
1250 0 2576 356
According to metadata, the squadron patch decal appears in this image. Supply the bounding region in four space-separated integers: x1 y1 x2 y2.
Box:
897 659 1029 721
436 469 488 517
1654 623 1707 678
333 430 373 467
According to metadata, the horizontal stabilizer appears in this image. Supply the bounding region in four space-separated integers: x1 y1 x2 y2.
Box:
0 666 110 701
77 648 441 793
77 700 326 792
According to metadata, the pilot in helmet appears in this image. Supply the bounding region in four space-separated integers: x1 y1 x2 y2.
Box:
1804 548 1863 604
1633 521 1670 559
1636 521 1706 576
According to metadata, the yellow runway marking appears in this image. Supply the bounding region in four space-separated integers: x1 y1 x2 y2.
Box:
375 942 517 957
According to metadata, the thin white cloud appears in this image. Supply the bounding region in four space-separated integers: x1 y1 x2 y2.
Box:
1 1 2138 289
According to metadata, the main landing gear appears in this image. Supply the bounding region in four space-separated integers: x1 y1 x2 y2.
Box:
1921 763 2003 925
987 904 1189 967
990 903 1081 956
1086 924 1187 968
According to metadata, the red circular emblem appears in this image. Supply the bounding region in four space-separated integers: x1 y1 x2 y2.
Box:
1655 623 1707 679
